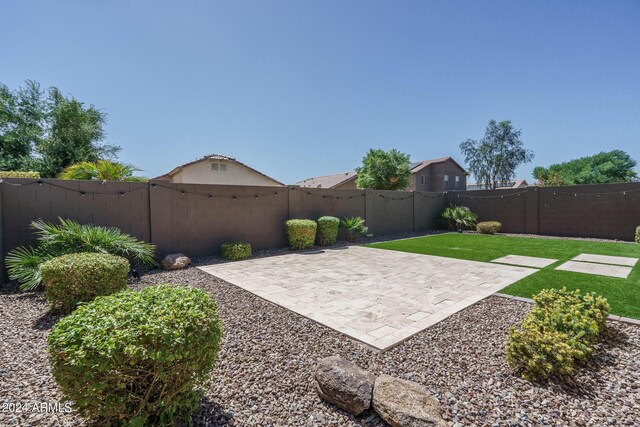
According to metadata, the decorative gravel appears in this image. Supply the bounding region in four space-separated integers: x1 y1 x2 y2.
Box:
1 262 639 426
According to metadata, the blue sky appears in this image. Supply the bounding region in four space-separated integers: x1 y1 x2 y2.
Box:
2 1 639 184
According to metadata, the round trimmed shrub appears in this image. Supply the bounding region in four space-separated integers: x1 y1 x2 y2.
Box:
221 242 252 260
41 252 129 313
316 216 340 246
285 219 317 249
476 221 502 234
47 284 223 426
635 226 640 243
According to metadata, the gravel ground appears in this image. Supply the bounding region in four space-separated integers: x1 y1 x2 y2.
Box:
1 249 639 426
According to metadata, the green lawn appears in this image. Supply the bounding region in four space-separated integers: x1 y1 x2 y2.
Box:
367 233 640 319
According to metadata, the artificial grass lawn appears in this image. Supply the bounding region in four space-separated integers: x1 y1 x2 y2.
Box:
367 233 640 319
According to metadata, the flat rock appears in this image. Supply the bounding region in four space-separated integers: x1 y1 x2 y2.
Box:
315 355 375 415
161 253 192 270
372 374 446 427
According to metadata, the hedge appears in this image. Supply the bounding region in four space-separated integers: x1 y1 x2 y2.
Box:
0 171 40 178
40 252 129 313
316 216 340 246
48 284 222 426
476 221 502 234
285 219 317 249
221 242 252 260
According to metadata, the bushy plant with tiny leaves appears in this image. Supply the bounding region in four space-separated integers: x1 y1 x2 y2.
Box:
476 221 502 234
506 288 609 381
316 216 340 246
285 219 317 249
221 242 252 260
41 252 129 313
47 284 223 426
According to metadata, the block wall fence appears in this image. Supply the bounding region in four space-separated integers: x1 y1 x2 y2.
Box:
1 178 639 281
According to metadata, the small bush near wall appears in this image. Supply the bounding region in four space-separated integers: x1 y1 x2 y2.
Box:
316 216 340 246
438 205 477 232
285 219 317 249
477 221 502 234
340 217 369 242
41 253 129 313
506 288 609 381
636 226 640 243
221 242 252 260
48 285 222 426
0 170 40 178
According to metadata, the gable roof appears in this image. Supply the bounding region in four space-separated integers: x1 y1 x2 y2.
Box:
154 153 285 185
295 170 357 188
295 157 466 188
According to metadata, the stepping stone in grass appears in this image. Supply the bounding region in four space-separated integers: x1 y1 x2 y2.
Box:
555 260 632 279
491 255 558 269
572 253 638 267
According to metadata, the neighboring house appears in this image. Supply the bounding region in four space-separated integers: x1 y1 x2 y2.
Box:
155 154 284 186
296 157 467 192
466 179 528 191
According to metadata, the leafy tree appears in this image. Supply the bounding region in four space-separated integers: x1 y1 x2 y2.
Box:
0 80 46 170
355 148 412 190
460 120 534 189
533 150 638 186
0 80 120 177
59 160 146 181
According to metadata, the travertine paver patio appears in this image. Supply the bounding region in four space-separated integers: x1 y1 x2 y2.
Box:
199 246 536 350
491 254 558 268
556 260 633 279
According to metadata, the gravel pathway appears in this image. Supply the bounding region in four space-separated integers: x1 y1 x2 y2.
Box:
1 263 639 426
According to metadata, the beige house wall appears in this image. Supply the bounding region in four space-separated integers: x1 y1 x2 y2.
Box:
170 160 283 186
333 179 359 190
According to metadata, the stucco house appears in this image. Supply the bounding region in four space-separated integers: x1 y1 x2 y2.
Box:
296 157 467 191
155 154 284 186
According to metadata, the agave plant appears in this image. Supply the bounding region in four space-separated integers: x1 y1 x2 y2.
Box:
58 160 147 182
6 218 156 290
341 216 370 242
439 205 478 232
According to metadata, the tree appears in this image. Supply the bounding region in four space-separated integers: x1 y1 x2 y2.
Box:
0 80 120 177
355 148 412 190
533 150 638 186
0 80 46 170
58 160 146 181
460 120 534 190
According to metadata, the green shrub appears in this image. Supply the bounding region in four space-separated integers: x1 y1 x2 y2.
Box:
476 221 502 234
316 216 340 246
439 205 477 232
221 242 252 260
0 170 40 178
285 219 317 249
340 216 369 242
506 288 609 381
636 226 640 243
6 218 155 291
41 253 129 313
48 284 222 426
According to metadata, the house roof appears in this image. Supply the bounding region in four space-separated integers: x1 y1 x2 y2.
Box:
467 179 528 190
295 170 358 188
154 153 285 185
295 157 466 188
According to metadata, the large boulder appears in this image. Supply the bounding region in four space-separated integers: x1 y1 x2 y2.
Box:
372 374 446 427
315 355 375 415
161 253 192 271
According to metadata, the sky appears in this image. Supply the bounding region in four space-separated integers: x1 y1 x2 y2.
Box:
1 1 639 184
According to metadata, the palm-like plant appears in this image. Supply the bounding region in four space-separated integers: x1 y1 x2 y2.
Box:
6 218 156 290
58 160 147 181
341 217 369 242
439 205 478 232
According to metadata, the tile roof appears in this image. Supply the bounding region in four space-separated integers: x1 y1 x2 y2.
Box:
296 157 465 188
